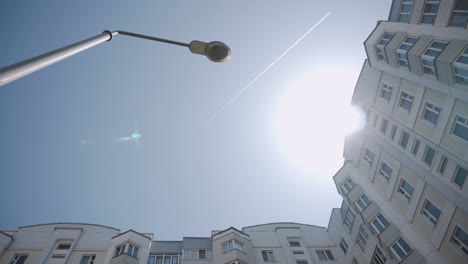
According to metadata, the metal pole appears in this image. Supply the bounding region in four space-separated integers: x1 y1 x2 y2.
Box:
0 31 114 86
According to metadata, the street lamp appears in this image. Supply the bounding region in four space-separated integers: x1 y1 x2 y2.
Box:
0 30 231 87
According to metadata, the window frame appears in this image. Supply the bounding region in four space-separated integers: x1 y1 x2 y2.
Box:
421 0 440 25
379 162 393 182
355 194 371 212
376 33 395 60
399 131 410 149
450 0 468 27
421 199 441 225
339 238 348 255
423 146 436 167
399 91 414 111
371 213 390 234
422 102 441 126
341 178 355 194
397 179 414 202
363 148 375 166
261 250 276 262
222 239 245 253
9 254 28 264
371 246 387 264
344 208 356 232
396 36 417 67
452 165 467 189
114 242 139 258
399 0 414 22
152 255 180 264
356 226 369 251
411 139 420 156
450 226 468 257
421 40 447 75
390 237 413 261
380 83 393 101
315 249 334 261
79 255 96 264
437 156 448 176
451 115 468 142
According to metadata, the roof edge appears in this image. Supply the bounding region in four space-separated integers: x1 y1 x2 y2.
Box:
18 222 120 232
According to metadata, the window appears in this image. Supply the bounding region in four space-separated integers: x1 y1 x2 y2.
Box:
356 226 369 251
399 0 414 22
344 209 356 231
289 241 301 247
390 237 412 261
184 249 211 260
454 47 468 85
80 255 96 264
376 33 395 60
437 156 448 175
151 255 179 264
57 243 72 250
422 41 447 75
380 83 393 101
399 92 414 111
341 178 355 194
423 146 436 166
398 179 414 201
421 199 441 225
262 251 275 262
453 165 467 188
371 213 390 234
390 125 397 140
397 36 417 66
421 0 440 24
450 226 468 257
422 102 441 125
371 247 387 264
450 0 468 27
296 261 308 264
222 240 244 253
9 254 28 264
452 115 468 141
52 255 66 259
399 131 410 149
355 194 370 212
115 243 139 258
339 238 348 254
379 162 393 181
411 139 420 156
380 119 388 134
364 148 375 166
315 250 334 261
293 251 304 255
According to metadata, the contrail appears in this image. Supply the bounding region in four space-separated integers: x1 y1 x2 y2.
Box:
208 12 332 122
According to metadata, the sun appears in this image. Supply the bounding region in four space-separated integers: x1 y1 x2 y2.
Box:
272 65 364 174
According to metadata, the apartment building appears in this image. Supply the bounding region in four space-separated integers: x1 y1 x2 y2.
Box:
330 0 468 263
0 222 344 264
1 1 467 264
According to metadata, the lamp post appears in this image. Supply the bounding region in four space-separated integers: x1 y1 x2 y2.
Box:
0 30 231 87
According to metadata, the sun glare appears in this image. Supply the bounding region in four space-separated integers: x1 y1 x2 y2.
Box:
273 65 364 174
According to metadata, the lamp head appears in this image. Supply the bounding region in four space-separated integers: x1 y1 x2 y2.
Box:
205 41 231 62
189 40 231 62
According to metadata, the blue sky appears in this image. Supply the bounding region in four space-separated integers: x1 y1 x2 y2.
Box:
0 0 391 240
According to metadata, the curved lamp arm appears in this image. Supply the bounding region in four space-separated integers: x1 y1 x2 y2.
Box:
0 30 231 87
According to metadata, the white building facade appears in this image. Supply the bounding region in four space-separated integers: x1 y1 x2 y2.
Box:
329 0 467 263
0 222 344 264
2 1 467 264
